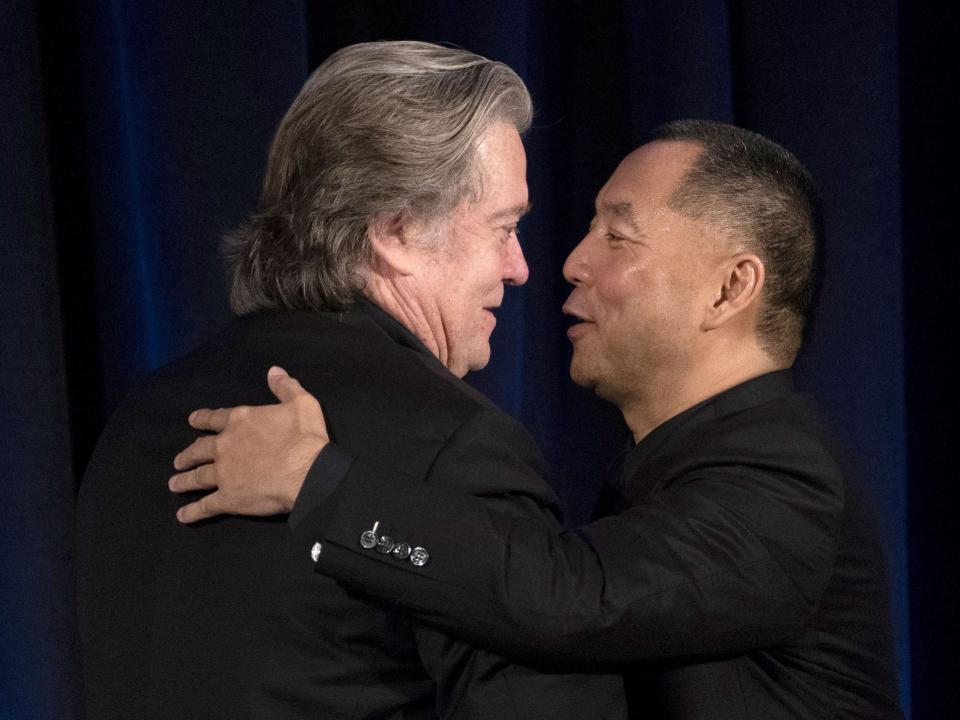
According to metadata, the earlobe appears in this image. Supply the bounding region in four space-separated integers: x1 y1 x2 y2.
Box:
702 254 765 330
368 213 417 276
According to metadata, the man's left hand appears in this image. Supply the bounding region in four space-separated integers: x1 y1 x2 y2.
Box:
168 366 329 523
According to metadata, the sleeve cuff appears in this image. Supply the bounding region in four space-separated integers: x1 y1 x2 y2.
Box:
288 443 354 532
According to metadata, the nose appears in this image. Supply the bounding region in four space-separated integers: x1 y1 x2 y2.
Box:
562 234 592 286
503 232 530 286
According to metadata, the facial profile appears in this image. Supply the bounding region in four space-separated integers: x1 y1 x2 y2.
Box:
401 122 531 377
562 140 730 404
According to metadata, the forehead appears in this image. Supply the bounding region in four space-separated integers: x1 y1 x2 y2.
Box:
475 123 526 184
457 123 528 224
596 140 702 216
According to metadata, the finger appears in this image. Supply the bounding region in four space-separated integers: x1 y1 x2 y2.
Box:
188 407 232 432
267 366 309 403
176 492 221 524
173 435 217 470
168 465 217 493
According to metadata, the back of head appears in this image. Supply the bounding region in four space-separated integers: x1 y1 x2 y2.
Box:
653 119 823 363
226 41 533 314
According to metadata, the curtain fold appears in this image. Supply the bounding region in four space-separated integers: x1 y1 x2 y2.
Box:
1 1 80 715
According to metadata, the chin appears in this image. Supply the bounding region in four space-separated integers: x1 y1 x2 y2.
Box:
462 344 492 376
472 349 491 371
568 359 595 390
572 355 618 400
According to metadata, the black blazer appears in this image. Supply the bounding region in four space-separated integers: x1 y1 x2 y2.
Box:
76 300 626 719
302 371 903 718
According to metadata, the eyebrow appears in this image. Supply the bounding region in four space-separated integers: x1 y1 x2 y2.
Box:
599 201 640 234
489 202 533 223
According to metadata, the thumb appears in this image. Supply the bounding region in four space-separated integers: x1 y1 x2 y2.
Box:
267 366 306 403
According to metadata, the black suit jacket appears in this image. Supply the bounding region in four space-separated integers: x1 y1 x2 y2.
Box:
76 300 626 719
301 371 903 718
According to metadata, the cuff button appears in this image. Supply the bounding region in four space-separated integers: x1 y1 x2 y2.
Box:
409 546 430 567
376 535 396 554
359 530 378 549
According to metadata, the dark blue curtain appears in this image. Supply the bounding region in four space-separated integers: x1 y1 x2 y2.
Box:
3 1 952 717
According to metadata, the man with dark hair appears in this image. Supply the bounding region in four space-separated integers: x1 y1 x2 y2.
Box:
171 120 902 717
653 119 820 361
76 41 626 719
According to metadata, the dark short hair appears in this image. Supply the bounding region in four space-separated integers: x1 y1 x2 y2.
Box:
225 41 533 314
653 119 823 362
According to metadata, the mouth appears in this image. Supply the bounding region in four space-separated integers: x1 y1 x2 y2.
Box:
482 305 500 327
562 303 594 340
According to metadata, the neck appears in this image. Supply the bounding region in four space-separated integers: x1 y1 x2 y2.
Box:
363 272 451 371
620 342 786 442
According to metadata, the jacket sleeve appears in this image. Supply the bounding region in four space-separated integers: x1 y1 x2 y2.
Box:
292 406 628 714
413 624 627 719
302 407 843 667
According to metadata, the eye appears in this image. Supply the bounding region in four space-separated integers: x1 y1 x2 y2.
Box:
605 232 626 244
501 225 519 243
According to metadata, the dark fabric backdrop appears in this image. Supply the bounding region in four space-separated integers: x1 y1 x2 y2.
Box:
2 1 954 717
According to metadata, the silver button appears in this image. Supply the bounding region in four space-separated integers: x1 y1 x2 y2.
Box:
376 535 396 554
392 542 411 560
310 542 322 562
409 546 430 567
360 521 381 549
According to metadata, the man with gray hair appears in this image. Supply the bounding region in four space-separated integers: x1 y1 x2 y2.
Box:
76 41 626 719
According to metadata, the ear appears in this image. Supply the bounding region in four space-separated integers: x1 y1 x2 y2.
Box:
702 253 765 331
367 213 421 276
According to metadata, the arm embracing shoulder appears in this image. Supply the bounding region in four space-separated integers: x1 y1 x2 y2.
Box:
304 409 843 666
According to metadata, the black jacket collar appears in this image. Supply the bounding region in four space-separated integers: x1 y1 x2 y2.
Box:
345 296 434 358
623 370 796 486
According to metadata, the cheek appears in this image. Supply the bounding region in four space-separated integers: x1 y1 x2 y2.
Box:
595 266 648 319
445 284 487 333
647 270 683 313
454 247 498 291
484 247 508 286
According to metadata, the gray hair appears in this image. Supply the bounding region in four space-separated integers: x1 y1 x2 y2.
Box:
653 119 822 363
225 41 534 314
